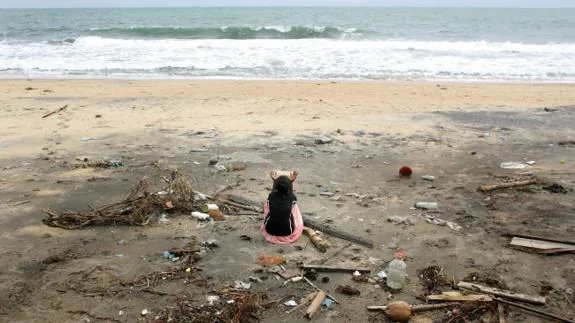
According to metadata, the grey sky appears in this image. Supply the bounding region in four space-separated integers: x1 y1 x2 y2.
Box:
1 0 574 8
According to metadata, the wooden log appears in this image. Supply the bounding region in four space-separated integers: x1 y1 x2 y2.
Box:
42 104 68 118
426 294 493 302
305 291 326 319
478 180 537 192
503 232 575 246
498 303 506 323
510 237 575 250
303 227 329 253
301 264 370 274
367 302 460 312
457 282 546 305
495 298 575 323
303 216 374 248
286 292 317 314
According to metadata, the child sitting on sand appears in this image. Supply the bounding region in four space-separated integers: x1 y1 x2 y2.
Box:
260 170 304 244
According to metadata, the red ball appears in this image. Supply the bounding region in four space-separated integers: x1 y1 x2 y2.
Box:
399 166 413 177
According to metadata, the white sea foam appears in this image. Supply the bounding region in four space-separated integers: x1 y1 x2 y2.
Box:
1 37 574 81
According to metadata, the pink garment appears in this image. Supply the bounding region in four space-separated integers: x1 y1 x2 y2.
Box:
260 199 304 244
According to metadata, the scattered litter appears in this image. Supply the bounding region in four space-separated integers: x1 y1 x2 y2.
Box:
249 276 263 283
415 202 438 210
525 160 536 165
283 276 303 286
399 166 413 177
161 251 180 262
206 295 220 305
141 309 149 316
257 254 286 266
387 215 418 225
500 161 530 169
543 183 569 194
214 164 227 172
190 148 208 152
319 191 335 197
377 270 388 279
284 300 298 307
424 215 461 232
352 271 361 277
191 211 210 221
321 298 334 309
233 280 251 290
336 284 361 296
158 214 171 224
201 203 220 212
201 239 219 248
422 175 435 181
118 310 124 316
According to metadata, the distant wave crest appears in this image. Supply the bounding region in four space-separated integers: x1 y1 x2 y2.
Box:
87 26 367 40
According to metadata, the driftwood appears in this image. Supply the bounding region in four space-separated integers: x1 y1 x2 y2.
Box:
300 264 370 274
303 217 374 248
367 302 460 312
495 298 575 323
302 276 339 304
478 180 538 192
426 294 493 302
305 291 326 319
42 104 68 118
498 303 506 323
303 227 329 253
508 237 575 255
458 282 546 305
503 232 575 246
286 292 317 314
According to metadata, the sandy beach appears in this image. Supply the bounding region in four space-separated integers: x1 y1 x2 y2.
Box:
1 79 575 322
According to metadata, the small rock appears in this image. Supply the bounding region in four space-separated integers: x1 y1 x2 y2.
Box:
322 277 330 283
209 159 219 165
95 114 102 118
336 284 361 296
314 135 333 145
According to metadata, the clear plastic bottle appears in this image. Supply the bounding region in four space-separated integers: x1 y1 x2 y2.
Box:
386 251 407 290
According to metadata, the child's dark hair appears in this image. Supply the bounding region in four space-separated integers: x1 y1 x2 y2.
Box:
273 176 293 194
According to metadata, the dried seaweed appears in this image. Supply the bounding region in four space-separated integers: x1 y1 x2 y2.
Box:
158 290 267 323
441 301 497 323
43 171 195 229
417 265 453 294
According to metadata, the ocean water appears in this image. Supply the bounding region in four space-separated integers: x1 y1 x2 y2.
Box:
1 7 575 82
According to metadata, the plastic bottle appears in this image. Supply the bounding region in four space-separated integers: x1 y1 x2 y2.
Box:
386 251 407 290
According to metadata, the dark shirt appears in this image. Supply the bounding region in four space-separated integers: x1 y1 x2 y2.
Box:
264 191 297 236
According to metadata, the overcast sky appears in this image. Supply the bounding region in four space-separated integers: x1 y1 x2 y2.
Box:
1 0 574 8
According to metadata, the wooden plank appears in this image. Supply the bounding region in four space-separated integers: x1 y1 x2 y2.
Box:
510 237 575 250
303 216 374 248
305 291 326 319
427 294 492 302
504 233 575 246
478 180 537 192
457 282 546 305
301 264 370 274
498 303 506 323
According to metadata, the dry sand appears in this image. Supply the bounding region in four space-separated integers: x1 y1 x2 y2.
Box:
1 79 575 322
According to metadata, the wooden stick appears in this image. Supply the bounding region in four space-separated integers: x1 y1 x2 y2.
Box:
303 216 374 248
301 264 370 274
286 292 317 314
478 180 537 192
498 303 506 323
42 104 68 118
217 199 262 212
495 298 575 323
367 302 460 312
303 227 329 253
564 292 575 311
458 282 546 305
305 291 326 319
302 276 339 304
503 232 575 246
426 294 493 302
319 243 352 265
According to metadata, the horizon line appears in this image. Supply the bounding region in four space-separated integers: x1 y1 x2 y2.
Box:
2 5 575 9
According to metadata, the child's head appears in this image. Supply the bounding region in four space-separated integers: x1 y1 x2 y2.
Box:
274 176 292 194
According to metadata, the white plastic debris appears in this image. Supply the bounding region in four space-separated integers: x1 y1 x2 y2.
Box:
284 300 298 307
234 280 251 290
422 175 436 181
353 271 361 277
377 270 388 279
214 164 227 172
525 160 536 165
206 295 220 305
425 215 462 232
500 162 529 169
158 214 171 224
415 202 438 210
118 310 124 316
387 215 418 225
283 276 304 286
141 309 149 316
191 211 210 221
